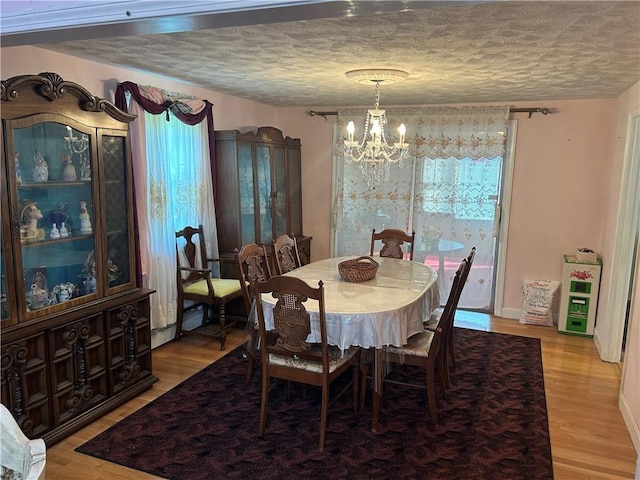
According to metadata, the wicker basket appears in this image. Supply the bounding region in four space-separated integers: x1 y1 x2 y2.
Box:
338 256 379 283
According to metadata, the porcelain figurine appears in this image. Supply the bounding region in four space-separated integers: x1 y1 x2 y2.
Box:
25 283 50 310
20 201 45 242
79 201 92 234
62 155 77 181
59 222 70 238
32 150 48 182
79 154 91 181
50 223 60 240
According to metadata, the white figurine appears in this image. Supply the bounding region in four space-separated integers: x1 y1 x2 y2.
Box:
62 155 77 181
79 201 92 234
79 154 91 181
32 150 48 182
50 223 60 240
59 222 70 238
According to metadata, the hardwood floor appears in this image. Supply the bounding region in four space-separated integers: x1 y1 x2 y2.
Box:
42 315 637 479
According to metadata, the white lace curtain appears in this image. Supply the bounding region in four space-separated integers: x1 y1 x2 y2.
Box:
121 85 217 331
333 106 510 309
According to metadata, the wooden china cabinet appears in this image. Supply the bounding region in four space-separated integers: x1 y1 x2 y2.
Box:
0 72 157 445
214 127 311 276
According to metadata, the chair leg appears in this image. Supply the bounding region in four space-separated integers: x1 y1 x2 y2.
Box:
175 306 184 342
448 328 457 372
259 369 269 436
218 304 226 350
441 342 451 392
426 360 438 424
201 304 209 328
319 384 329 451
351 359 359 412
245 328 258 384
359 351 370 411
371 349 384 433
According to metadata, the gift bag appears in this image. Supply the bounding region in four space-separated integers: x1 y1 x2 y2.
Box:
520 279 560 326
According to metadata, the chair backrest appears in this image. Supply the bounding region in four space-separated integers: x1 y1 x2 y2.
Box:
369 228 415 260
273 234 302 275
175 225 209 285
456 246 476 303
434 259 468 344
235 243 272 314
253 276 328 366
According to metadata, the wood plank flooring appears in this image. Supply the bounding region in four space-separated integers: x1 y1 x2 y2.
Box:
41 314 638 479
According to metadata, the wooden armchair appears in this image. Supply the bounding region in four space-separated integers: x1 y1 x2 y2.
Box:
273 234 302 275
235 242 272 383
175 225 243 350
252 275 361 450
369 228 415 260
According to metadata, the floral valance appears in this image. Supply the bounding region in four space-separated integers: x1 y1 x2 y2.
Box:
338 106 510 160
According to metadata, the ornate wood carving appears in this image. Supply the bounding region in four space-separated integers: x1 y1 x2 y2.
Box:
1 72 136 122
117 304 141 384
62 322 94 413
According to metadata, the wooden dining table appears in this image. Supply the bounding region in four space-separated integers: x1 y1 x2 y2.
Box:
259 256 440 353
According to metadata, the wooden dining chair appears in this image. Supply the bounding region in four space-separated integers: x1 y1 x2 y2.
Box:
252 275 361 451
424 246 476 384
369 228 415 260
370 259 468 432
175 225 244 350
273 233 302 275
235 242 272 383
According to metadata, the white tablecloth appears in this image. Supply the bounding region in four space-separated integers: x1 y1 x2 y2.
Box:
260 256 440 352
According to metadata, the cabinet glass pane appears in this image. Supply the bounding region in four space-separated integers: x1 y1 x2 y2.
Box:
274 147 287 237
256 145 272 244
238 145 255 244
14 122 97 311
103 135 131 288
288 148 302 235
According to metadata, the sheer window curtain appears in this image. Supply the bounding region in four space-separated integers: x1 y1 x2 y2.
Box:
116 84 218 331
333 106 509 309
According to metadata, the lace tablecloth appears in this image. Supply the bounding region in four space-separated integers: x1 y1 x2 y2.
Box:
260 256 440 352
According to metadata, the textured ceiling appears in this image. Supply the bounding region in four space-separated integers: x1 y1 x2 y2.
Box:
31 1 640 107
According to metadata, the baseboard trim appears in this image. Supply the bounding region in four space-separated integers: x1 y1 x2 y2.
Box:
619 392 640 454
500 307 521 320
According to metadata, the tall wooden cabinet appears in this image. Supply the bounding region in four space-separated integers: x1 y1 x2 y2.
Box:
215 127 311 273
0 72 157 445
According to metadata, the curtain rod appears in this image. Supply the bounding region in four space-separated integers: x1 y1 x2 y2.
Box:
307 107 552 120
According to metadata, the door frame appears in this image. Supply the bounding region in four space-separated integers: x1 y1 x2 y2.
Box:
493 119 518 317
594 107 640 362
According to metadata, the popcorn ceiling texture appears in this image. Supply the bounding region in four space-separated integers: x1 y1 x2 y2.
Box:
38 1 640 107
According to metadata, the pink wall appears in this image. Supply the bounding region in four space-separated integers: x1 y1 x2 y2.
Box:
1 46 280 131
0 46 629 315
279 100 617 313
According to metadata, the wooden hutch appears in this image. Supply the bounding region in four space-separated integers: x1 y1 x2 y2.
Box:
214 126 311 276
0 73 157 445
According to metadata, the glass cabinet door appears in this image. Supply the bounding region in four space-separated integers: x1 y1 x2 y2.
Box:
238 144 256 245
273 146 287 238
256 145 272 244
288 147 302 237
5 117 98 318
1 229 15 327
101 131 133 292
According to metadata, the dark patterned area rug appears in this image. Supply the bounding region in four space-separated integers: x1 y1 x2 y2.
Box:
76 328 553 480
